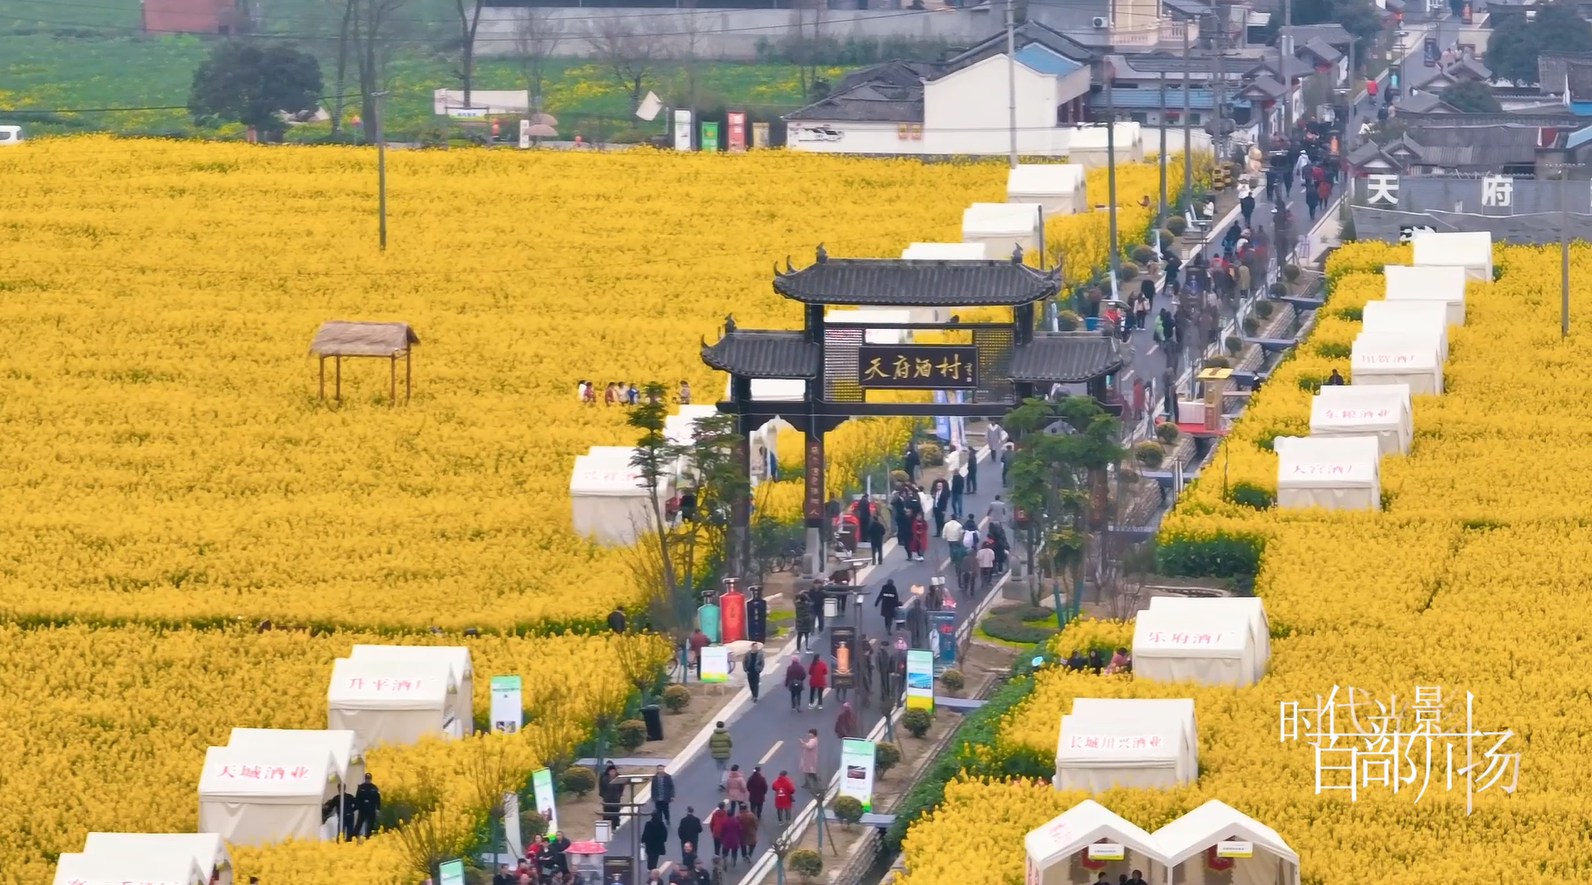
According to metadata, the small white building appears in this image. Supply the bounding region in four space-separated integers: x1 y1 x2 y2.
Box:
1025 800 1171 885
1350 332 1444 395
1310 383 1413 455
963 202 1044 258
1411 229 1492 282
1066 122 1146 168
1273 435 1382 511
78 834 231 885
569 445 670 546
1360 299 1450 359
1131 607 1262 687
1054 698 1198 791
1152 800 1301 885
327 657 459 750
1382 264 1468 325
196 745 338 846
1007 163 1088 216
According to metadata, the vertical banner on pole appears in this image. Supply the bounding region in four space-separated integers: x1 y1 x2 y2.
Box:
830 626 857 689
727 112 747 151
838 738 877 812
503 791 526 860
518 119 531 149
905 649 934 710
932 390 951 442
701 122 720 151
700 646 730 683
673 110 693 151
490 675 523 734
531 767 559 836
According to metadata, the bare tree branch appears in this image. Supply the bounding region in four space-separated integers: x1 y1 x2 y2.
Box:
586 17 663 110
514 6 565 113
453 0 487 108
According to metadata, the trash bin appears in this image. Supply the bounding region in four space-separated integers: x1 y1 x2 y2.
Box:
641 704 664 742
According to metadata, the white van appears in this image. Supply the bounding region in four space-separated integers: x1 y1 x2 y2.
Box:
0 126 22 146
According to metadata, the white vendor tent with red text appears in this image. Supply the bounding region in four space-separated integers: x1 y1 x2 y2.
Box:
1274 435 1381 511
1054 698 1198 791
1149 596 1270 664
196 745 337 846
228 728 362 839
1310 383 1413 455
327 657 457 751
1153 800 1300 885
1131 608 1261 687
1007 164 1087 216
569 445 670 546
1024 800 1170 885
1350 333 1444 395
1383 264 1468 325
53 853 208 885
350 644 474 732
962 202 1043 259
81 833 232 885
1410 229 1492 283
1360 299 1449 358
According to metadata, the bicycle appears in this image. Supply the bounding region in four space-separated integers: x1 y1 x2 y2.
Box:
664 642 689 682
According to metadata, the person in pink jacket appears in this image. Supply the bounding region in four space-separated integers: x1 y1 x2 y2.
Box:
724 764 750 812
799 728 820 791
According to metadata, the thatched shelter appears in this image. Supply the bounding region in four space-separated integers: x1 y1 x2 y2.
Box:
308 321 419 405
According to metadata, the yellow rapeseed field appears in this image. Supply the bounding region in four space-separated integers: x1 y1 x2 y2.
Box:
900 242 1592 884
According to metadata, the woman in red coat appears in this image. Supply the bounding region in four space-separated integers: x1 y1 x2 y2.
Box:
771 770 796 823
910 513 929 562
807 654 829 710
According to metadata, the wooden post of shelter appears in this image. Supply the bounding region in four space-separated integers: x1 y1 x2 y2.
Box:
308 320 420 406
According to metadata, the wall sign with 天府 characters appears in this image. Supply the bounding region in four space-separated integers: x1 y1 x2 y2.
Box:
857 345 978 390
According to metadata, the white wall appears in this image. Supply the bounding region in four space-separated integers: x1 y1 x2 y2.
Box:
1144 128 1213 156
924 55 1065 155
786 121 910 154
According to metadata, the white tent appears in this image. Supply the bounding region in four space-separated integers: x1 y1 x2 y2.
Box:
1153 800 1301 885
1067 123 1145 168
81 833 232 885
569 445 670 546
663 404 722 446
54 853 208 885
1273 435 1381 511
1382 264 1468 325
1007 164 1087 216
1054 698 1198 791
901 242 987 260
1361 299 1449 359
1411 229 1492 282
1148 597 1270 665
962 202 1043 259
1350 332 1444 395
327 657 457 751
196 745 337 847
228 728 361 838
1310 383 1413 455
349 644 473 731
1025 800 1171 885
1131 608 1261 687
825 309 914 344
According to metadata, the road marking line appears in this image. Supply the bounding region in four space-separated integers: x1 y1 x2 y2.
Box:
760 741 783 765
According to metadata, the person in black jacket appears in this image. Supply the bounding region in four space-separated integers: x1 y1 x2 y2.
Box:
742 644 764 702
607 605 626 633
353 774 381 837
677 806 704 858
652 764 676 824
642 811 670 871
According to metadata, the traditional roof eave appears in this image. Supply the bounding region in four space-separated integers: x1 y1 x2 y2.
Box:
700 329 820 379
1006 332 1128 383
771 247 1062 307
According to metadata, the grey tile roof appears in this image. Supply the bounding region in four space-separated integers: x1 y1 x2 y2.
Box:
783 79 924 123
1447 57 1493 82
1396 110 1578 126
1239 75 1287 100
1300 36 1343 65
938 19 1094 80
1249 53 1315 81
772 257 1062 307
1281 23 1352 48
1396 91 1456 114
700 330 819 379
1538 51 1592 91
1007 332 1128 383
1403 124 1544 169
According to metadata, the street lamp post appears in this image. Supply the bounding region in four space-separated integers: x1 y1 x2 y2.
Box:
373 90 390 251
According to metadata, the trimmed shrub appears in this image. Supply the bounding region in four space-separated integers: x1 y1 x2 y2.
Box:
875 740 903 774
661 683 691 713
833 795 864 825
1228 481 1276 511
1155 422 1180 445
1225 334 1243 356
789 849 823 881
902 707 934 738
1254 300 1274 318
1133 440 1166 468
559 766 597 798
1167 216 1189 236
981 613 1060 645
939 668 966 692
615 718 648 750
1155 531 1265 578
1131 244 1157 264
1269 281 1289 297
1058 309 1082 331
1283 263 1301 282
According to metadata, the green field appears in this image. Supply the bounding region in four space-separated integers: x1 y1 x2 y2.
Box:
0 0 834 140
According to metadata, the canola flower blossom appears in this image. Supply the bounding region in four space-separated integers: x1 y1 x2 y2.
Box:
901 242 1592 884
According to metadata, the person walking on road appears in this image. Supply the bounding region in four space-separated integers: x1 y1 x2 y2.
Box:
986 494 1008 530
677 807 703 858
875 579 902 632
799 729 821 792
807 653 829 710
965 448 979 493
867 516 886 565
725 764 749 812
709 722 732 790
772 770 796 823
735 805 759 861
746 765 768 819
785 656 808 711
742 644 764 702
834 702 857 739
707 802 729 859
642 810 669 871
652 764 676 825
793 591 814 653
719 805 742 867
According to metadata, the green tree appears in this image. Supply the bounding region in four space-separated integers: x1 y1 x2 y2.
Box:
1291 0 1384 54
1002 396 1125 609
187 42 323 140
1486 3 1592 85
1440 80 1502 113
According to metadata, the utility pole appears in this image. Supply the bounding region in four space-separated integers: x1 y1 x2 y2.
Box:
1212 13 1226 162
1158 70 1168 222
1106 62 1120 298
1006 0 1018 167
374 89 389 251
1563 171 1571 338
1182 21 1193 206
1282 0 1294 139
